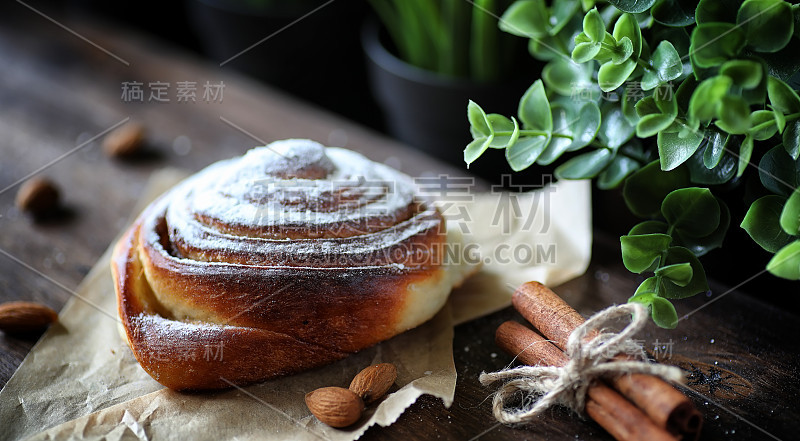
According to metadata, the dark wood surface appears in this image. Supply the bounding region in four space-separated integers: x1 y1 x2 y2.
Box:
1 9 798 441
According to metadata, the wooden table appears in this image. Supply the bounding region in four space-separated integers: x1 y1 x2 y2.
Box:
1 9 798 440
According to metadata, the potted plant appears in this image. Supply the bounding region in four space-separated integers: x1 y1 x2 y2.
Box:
464 0 800 327
363 0 533 177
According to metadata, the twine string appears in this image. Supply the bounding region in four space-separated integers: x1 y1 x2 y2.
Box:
479 303 684 425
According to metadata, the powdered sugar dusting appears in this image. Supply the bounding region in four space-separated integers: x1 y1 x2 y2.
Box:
153 140 443 268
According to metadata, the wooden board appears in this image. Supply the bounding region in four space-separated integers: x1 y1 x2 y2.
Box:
0 10 798 440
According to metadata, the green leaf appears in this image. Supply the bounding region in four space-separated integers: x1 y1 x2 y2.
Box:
767 240 800 280
742 195 795 252
654 86 678 116
595 33 620 65
767 77 800 114
673 198 731 256
656 263 693 287
637 113 676 138
713 118 748 136
635 96 660 117
696 0 742 24
518 80 552 132
555 149 614 179
583 8 606 42
689 76 733 122
662 187 721 237
613 13 643 57
499 0 550 38
759 145 800 196
608 0 657 13
566 102 602 151
780 190 800 235
620 233 673 273
690 23 746 68
550 0 582 35
783 120 800 160
755 38 800 82
717 95 751 134
487 114 518 148
468 100 492 137
677 118 700 138
537 105 572 165
598 102 635 149
611 37 635 65
749 110 779 141
703 131 728 169
620 139 650 163
658 128 705 171
741 70 768 106
623 160 691 217
598 154 640 189
575 31 593 46
634 276 659 295
650 297 678 329
720 60 763 89
659 246 709 299
629 291 656 305
531 32 575 61
539 99 600 166
542 58 593 96
737 134 754 177
651 0 695 27
773 107 786 134
737 0 794 53
641 41 683 91
675 75 699 114
688 141 737 185
464 137 493 166
505 136 549 171
598 59 637 92
622 87 641 125
572 41 602 63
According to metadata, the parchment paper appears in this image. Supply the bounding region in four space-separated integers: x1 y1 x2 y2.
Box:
0 169 591 441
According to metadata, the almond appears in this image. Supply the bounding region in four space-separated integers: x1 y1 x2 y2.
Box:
103 122 145 157
15 177 60 216
0 301 58 333
305 386 364 428
349 363 397 404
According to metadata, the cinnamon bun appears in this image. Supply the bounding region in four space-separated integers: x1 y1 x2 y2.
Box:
111 139 475 390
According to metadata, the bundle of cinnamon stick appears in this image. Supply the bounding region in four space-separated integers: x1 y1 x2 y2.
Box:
495 281 702 441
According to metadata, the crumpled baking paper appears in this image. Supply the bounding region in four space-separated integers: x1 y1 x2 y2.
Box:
0 168 591 441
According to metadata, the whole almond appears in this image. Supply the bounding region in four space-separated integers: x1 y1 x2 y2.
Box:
349 363 397 404
15 177 60 216
305 386 364 428
103 122 145 157
0 301 58 333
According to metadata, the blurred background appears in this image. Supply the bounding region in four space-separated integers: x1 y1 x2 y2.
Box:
0 0 540 186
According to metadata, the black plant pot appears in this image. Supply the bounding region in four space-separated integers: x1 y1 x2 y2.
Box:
362 20 539 184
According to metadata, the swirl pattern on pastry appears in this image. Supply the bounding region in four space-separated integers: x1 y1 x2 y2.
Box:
112 140 472 390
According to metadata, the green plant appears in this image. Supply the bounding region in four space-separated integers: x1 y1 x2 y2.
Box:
465 0 800 328
368 0 518 81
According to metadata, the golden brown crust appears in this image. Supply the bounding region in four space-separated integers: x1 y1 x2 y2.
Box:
111 140 462 390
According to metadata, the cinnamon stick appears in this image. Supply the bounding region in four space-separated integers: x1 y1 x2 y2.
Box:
496 321 678 441
511 281 702 438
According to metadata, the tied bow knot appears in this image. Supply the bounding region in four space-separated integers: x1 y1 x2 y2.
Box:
479 303 684 425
